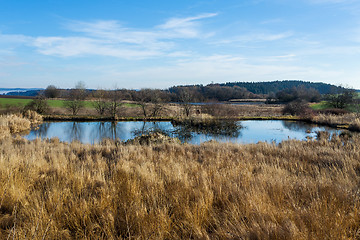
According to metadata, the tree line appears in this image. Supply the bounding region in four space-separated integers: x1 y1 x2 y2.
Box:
23 80 358 117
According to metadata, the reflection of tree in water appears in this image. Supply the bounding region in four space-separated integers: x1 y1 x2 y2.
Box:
171 125 193 142
89 122 126 142
282 121 315 132
172 120 242 141
69 122 84 141
89 122 112 140
36 122 51 137
96 122 109 139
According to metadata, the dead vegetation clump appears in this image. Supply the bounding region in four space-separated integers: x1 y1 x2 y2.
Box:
0 114 30 134
0 114 360 239
22 110 43 125
0 110 42 136
125 132 181 145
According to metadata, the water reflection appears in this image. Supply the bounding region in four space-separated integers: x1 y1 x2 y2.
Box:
132 122 169 137
281 120 335 133
36 122 51 136
90 122 126 140
70 122 83 141
172 120 242 141
24 120 341 144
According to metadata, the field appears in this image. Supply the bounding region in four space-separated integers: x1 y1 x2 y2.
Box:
0 97 139 110
0 113 360 239
309 101 329 110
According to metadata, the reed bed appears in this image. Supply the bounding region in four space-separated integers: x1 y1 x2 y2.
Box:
0 114 30 138
312 113 360 130
0 114 360 239
0 111 42 138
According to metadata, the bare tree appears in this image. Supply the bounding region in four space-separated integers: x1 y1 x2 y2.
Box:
150 90 165 117
133 89 152 118
64 81 86 115
107 89 123 119
179 88 194 117
92 89 109 116
131 89 166 118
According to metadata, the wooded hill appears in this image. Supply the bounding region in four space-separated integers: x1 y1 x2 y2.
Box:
212 80 345 95
169 80 345 102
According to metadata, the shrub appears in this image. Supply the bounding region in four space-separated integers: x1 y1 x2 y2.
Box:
201 104 238 117
282 100 313 116
24 96 49 114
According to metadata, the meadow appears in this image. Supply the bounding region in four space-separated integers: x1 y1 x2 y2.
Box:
0 97 139 110
0 112 360 239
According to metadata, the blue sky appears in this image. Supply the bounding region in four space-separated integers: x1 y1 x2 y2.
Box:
0 0 360 89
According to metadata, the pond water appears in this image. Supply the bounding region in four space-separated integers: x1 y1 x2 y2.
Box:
24 120 341 144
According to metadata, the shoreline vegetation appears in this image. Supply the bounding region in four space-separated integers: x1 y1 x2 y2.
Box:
0 112 360 239
40 113 360 132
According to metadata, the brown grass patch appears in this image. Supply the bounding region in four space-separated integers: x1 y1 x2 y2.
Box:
312 113 360 130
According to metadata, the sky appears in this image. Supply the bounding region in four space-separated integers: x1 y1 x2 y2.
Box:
0 0 360 89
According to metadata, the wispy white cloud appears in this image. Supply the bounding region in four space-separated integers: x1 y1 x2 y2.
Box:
158 13 218 29
0 32 33 55
0 32 31 43
214 31 293 45
32 36 162 58
30 13 218 59
157 13 218 38
0 56 29 67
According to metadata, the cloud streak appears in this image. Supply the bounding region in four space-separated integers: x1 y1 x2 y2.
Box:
213 31 293 45
30 13 218 59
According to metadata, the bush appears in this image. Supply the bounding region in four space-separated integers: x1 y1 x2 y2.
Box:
282 100 313 116
24 96 49 114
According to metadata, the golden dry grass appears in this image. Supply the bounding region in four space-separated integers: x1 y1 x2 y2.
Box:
0 114 30 140
0 111 42 139
312 113 360 131
0 114 360 239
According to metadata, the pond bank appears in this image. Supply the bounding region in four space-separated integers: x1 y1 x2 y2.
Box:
43 114 302 122
43 114 360 132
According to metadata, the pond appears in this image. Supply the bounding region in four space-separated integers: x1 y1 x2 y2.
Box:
24 120 341 144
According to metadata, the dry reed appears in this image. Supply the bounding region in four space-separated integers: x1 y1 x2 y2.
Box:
0 114 359 239
312 113 360 131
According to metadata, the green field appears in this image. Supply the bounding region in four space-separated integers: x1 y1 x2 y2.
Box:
0 98 32 107
0 98 139 109
310 101 329 110
310 100 360 112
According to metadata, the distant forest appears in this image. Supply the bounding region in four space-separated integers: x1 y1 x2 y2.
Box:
211 80 344 95
169 80 346 102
